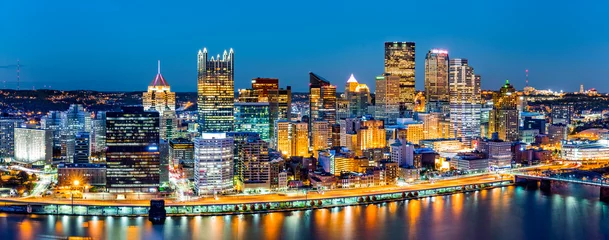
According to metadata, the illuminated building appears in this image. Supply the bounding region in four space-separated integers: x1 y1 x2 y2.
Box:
425 49 450 112
194 133 234 195
73 131 90 164
476 137 512 169
90 112 106 154
418 112 441 140
311 120 331 158
160 110 177 141
520 129 539 145
41 111 63 150
551 104 574 125
439 119 455 139
106 107 160 192
561 139 609 164
227 132 261 188
385 42 416 114
169 138 194 167
14 127 52 165
0 118 22 159
274 121 309 157
390 139 414 166
309 72 337 126
451 152 489 171
268 86 292 146
402 122 424 145
197 48 234 133
57 163 107 187
342 118 386 155
345 74 371 117
63 104 91 162
332 124 341 147
414 92 426 113
251 78 279 102
548 124 568 144
375 74 400 125
234 103 270 142
488 80 519 141
239 136 271 190
419 138 463 152
336 98 351 120
142 61 176 115
449 59 481 146
270 158 287 190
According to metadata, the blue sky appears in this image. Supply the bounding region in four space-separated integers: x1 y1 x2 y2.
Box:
1 0 608 92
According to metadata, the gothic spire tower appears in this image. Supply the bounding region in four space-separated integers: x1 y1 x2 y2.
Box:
197 47 235 133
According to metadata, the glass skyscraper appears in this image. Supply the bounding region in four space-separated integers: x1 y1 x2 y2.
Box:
425 49 450 113
385 42 416 115
106 107 160 192
449 59 481 146
234 102 270 142
197 48 235 133
309 72 336 127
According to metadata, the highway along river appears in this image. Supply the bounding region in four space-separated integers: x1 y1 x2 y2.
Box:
1 185 608 240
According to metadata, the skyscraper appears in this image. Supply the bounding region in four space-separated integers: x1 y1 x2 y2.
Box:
385 42 416 115
251 78 279 102
449 59 481 146
142 61 176 115
90 112 106 155
345 74 371 117
488 80 519 141
73 131 90 164
106 107 160 192
194 133 234 195
14 127 52 165
311 120 331 158
274 120 309 157
0 117 22 159
309 72 337 126
375 74 400 125
160 110 177 141
197 48 235 133
425 49 450 112
234 102 270 142
239 136 271 191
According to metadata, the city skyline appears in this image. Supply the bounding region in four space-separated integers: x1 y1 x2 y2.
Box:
1 1 608 93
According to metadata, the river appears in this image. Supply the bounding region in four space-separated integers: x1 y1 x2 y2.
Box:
1 185 609 240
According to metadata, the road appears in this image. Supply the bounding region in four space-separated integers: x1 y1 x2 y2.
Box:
0 175 506 207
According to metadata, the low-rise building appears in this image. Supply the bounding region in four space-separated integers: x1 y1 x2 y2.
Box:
57 163 107 187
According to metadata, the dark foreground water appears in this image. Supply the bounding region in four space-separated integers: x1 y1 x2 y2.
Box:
1 185 609 240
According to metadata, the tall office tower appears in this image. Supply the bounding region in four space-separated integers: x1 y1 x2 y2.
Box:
449 59 481 146
106 107 160 192
292 121 309 157
234 102 270 142
169 138 194 167
90 112 106 155
226 131 260 188
14 127 52 165
73 131 90 164
345 74 371 117
142 61 176 115
336 98 350 121
194 133 234 195
488 80 519 141
375 74 401 125
160 110 177 141
274 121 309 157
331 124 341 147
425 49 450 112
41 111 63 150
251 78 279 102
311 120 331 158
357 119 387 152
309 72 337 126
197 47 235 133
418 112 442 140
550 104 574 125
62 104 91 162
0 117 21 159
385 42 416 115
268 86 292 146
239 136 271 190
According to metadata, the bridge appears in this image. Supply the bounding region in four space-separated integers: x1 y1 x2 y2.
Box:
512 168 609 201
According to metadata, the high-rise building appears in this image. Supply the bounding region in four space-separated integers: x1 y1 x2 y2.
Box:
342 118 386 155
251 78 279 102
449 59 481 146
62 104 91 163
551 104 574 125
169 138 194 166
105 107 160 192
311 120 331 158
385 42 416 115
274 121 309 158
159 110 177 141
41 111 63 150
234 102 270 142
425 49 450 112
197 48 234 133
90 112 106 155
0 118 22 159
309 72 336 126
488 80 519 141
268 86 292 146
375 74 401 125
73 131 90 164
336 98 350 121
345 74 371 117
239 136 271 190
14 127 52 165
418 112 442 140
194 133 234 195
142 61 176 115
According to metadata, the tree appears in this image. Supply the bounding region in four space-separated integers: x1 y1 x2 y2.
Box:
17 171 29 184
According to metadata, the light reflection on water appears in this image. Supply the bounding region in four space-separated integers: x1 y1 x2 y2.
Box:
1 185 609 240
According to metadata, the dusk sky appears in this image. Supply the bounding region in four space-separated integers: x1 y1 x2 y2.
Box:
1 1 608 93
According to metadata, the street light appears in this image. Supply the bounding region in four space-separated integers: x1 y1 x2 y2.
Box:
72 180 80 215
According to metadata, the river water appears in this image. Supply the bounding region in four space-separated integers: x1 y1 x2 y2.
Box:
1 185 609 240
